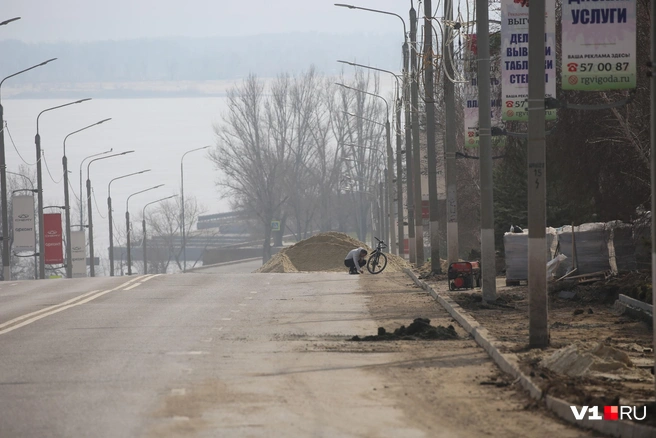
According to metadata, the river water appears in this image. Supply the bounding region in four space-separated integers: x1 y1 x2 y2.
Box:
2 96 232 276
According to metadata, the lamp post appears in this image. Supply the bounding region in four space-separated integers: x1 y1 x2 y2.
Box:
334 3 413 262
80 148 112 230
108 169 150 276
7 171 37 278
126 184 163 275
86 151 134 277
339 60 405 256
335 83 395 255
36 98 91 279
0 17 21 26
62 118 111 278
1 57 57 280
180 146 210 273
142 195 177 275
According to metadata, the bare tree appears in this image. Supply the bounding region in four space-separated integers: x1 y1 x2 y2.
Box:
211 74 288 262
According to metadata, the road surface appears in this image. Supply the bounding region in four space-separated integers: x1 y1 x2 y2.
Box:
0 268 592 437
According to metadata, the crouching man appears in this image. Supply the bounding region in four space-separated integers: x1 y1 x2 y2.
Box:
344 247 367 275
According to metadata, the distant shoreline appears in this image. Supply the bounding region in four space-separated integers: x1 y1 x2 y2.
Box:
3 80 237 100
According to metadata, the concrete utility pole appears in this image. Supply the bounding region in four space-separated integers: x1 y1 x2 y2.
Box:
424 0 441 273
404 41 416 264
476 0 496 301
395 94 404 256
410 4 424 266
651 0 656 397
527 0 549 348
444 0 459 264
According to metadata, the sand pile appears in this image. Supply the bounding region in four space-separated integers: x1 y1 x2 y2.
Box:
256 232 410 273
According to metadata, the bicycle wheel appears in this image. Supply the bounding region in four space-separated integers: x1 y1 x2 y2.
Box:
367 252 388 274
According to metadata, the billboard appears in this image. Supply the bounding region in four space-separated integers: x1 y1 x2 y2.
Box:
464 77 504 148
70 230 87 278
501 0 557 121
43 213 63 264
562 0 636 90
12 195 35 253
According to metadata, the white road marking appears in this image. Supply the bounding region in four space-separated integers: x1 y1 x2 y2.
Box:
201 338 212 342
250 291 258 294
171 388 186 396
211 326 224 331
0 290 101 330
230 309 240 313
173 416 190 422
239 303 247 307
140 274 162 283
221 318 232 321
166 351 207 356
0 276 146 336
245 297 254 300
123 283 141 291
10 283 17 286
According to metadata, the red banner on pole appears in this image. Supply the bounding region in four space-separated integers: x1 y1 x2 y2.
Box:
43 213 64 265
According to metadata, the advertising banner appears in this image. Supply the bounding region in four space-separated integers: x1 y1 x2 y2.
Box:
43 213 63 264
464 33 504 148
12 195 35 253
562 0 636 90
464 77 504 148
70 230 87 278
501 0 557 121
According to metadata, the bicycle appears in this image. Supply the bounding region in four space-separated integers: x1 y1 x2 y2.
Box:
367 237 388 274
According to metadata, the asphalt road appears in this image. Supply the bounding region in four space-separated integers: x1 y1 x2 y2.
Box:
0 265 591 437
0 268 424 437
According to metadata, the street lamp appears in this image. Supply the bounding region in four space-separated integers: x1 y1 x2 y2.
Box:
7 171 37 278
108 169 150 276
335 1 414 262
0 57 57 280
126 184 164 275
339 60 405 256
142 195 177 275
79 148 112 230
35 98 91 279
180 145 210 273
0 17 20 26
86 151 134 277
334 4 406 36
335 82 396 255
62 118 111 278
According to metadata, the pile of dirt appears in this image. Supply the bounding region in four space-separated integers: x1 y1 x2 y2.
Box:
256 232 410 273
416 260 450 280
350 318 458 341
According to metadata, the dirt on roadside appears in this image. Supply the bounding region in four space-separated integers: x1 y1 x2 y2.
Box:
350 274 597 437
422 273 655 428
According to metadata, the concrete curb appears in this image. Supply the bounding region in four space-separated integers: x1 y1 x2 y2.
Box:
185 257 261 272
618 294 654 315
403 268 656 438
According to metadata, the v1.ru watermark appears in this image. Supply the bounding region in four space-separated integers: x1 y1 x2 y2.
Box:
571 405 647 421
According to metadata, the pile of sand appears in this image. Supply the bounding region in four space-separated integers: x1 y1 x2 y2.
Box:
256 232 410 273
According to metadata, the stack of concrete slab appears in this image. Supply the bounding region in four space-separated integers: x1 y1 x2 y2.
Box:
557 223 611 276
608 221 637 272
503 228 557 282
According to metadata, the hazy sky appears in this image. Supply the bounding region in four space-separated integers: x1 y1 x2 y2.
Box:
1 0 410 42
